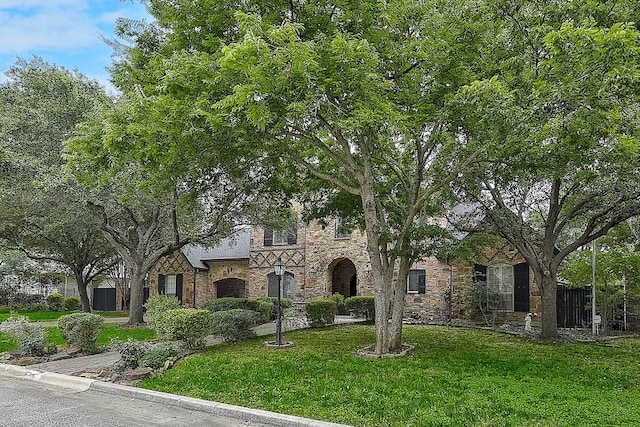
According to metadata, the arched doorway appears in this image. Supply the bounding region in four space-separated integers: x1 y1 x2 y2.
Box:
215 278 248 298
330 258 357 298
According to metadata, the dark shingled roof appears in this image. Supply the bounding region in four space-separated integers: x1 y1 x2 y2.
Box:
181 228 250 269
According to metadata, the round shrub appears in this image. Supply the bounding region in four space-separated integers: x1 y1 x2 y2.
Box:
330 293 346 314
144 295 180 329
58 312 104 354
45 293 64 311
139 342 180 369
210 309 260 342
255 297 293 320
0 315 47 356
111 338 149 369
305 299 337 328
63 296 81 311
344 296 375 321
153 308 213 350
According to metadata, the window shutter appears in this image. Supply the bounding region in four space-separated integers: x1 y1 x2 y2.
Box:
418 270 426 294
158 274 166 295
513 262 530 312
473 264 487 283
264 229 273 246
176 274 183 304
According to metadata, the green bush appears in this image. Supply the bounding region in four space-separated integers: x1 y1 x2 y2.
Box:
0 315 47 356
58 312 104 354
112 338 149 369
255 297 293 320
139 342 180 369
305 299 337 328
153 308 213 349
63 296 81 311
330 293 346 314
345 296 375 321
202 297 248 312
45 293 64 311
203 297 276 323
462 281 500 326
210 309 260 342
144 295 181 329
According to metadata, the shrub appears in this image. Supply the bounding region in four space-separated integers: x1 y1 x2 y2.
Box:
330 293 346 314
462 281 500 326
144 295 180 329
255 297 293 320
305 299 337 328
63 296 81 311
0 315 47 356
58 312 104 353
203 297 274 323
139 342 180 369
345 296 375 321
45 293 64 311
153 308 213 349
112 338 149 369
210 309 260 342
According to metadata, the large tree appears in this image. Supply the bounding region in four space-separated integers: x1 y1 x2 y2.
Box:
0 57 119 311
450 1 640 338
110 0 490 354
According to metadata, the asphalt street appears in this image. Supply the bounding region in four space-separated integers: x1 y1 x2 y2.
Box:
0 376 271 427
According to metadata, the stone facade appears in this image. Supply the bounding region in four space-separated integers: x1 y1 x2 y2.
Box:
149 217 541 326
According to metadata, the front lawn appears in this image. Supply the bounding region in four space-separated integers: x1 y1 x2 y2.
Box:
139 325 640 427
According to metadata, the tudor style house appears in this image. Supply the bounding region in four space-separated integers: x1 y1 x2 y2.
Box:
148 212 542 324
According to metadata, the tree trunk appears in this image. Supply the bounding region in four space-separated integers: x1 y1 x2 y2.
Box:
538 269 559 339
389 258 410 351
128 268 147 325
73 270 92 312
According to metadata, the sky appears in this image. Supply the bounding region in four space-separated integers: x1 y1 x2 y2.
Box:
0 0 150 93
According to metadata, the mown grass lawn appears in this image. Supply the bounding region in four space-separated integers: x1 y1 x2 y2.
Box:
0 324 154 353
139 325 640 427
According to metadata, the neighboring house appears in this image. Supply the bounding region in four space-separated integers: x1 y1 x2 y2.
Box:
149 214 543 325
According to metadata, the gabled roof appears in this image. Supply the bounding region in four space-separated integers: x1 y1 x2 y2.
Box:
181 228 250 269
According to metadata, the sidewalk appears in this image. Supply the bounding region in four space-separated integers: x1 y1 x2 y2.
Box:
1 315 363 427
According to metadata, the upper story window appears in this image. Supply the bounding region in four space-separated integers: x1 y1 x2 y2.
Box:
264 224 297 246
334 217 352 239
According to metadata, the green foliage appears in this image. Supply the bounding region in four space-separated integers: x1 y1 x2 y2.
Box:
305 300 337 328
112 338 149 369
0 315 47 356
57 312 104 353
210 309 260 343
62 296 81 311
462 281 500 326
255 297 293 320
144 295 181 329
153 308 213 349
329 293 346 315
45 293 64 311
139 342 180 370
344 296 375 321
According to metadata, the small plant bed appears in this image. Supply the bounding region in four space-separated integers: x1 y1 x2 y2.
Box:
139 324 640 427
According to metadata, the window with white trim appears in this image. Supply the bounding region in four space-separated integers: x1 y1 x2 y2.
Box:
407 269 426 294
165 274 177 298
487 264 514 311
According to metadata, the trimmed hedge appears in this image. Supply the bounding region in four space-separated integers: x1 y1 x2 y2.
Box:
63 296 81 311
345 296 375 321
305 299 337 328
45 293 64 311
144 295 181 329
0 315 47 356
153 308 213 349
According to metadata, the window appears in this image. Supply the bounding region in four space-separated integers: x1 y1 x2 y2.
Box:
407 269 426 294
487 264 514 311
157 273 183 303
267 272 295 299
335 218 352 239
263 224 297 246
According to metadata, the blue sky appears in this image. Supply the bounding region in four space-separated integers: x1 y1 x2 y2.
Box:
0 0 150 92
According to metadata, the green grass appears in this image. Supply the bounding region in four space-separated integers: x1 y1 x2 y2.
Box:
0 324 154 353
139 325 640 427
0 309 129 323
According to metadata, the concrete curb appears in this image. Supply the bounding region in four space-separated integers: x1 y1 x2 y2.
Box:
0 363 93 391
1 363 352 427
90 381 352 427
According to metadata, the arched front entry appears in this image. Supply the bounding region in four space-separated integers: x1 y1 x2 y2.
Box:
215 278 248 298
329 258 357 298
